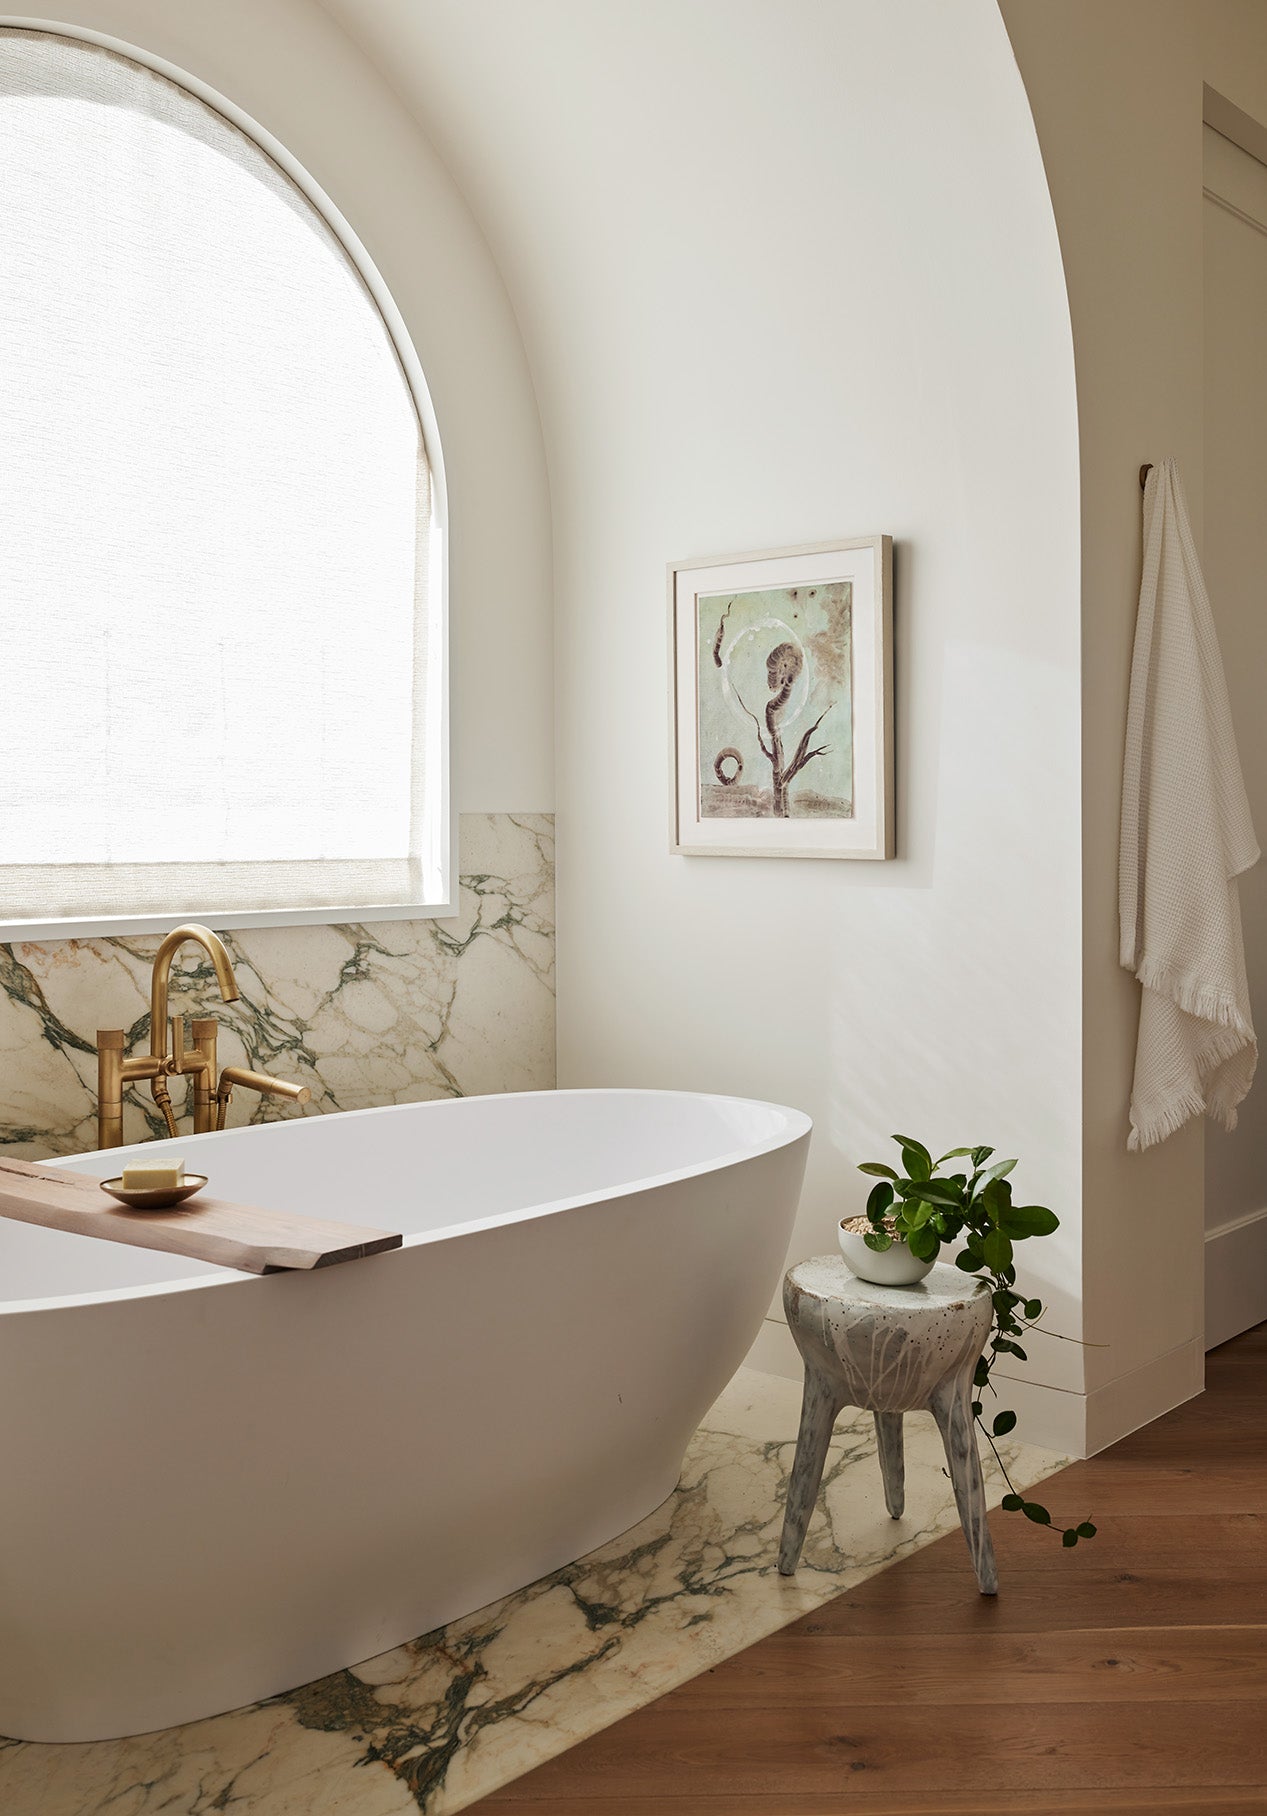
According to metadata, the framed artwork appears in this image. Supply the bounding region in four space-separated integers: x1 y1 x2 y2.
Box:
670 536 893 859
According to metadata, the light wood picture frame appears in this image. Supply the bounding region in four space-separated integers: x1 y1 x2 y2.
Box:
670 536 893 859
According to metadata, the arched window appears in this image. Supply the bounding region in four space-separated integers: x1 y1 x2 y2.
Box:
0 27 446 936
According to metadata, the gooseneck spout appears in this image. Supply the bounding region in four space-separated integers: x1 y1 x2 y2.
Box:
96 922 307 1149
148 925 240 1138
149 924 240 1065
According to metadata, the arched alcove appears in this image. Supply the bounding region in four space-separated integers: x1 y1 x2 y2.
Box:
328 0 1087 1450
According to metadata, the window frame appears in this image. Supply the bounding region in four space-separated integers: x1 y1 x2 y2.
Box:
0 17 453 940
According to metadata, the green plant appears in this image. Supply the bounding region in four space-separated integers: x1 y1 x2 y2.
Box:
858 1135 1096 1549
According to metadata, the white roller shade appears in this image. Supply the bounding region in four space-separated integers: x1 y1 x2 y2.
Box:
0 28 442 933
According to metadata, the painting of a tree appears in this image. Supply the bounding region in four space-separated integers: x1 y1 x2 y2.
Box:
697 583 853 821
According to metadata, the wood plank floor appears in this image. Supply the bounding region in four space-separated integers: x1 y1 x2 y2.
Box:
478 1323 1267 1815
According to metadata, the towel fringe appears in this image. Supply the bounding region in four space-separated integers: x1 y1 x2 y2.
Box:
1128 1086 1209 1151
1208 1060 1255 1131
1127 993 1257 1150
1134 956 1254 1036
1131 1084 1243 1150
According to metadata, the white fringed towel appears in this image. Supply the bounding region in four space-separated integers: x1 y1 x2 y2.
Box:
1119 458 1259 1150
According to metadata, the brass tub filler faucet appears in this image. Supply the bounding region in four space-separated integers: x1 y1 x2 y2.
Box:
96 922 311 1150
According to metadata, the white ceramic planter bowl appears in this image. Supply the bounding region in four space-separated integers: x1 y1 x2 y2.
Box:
838 1222 937 1287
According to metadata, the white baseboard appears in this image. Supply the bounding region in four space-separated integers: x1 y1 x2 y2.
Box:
745 1317 1205 1460
984 1337 1203 1456
1085 1338 1202 1455
977 1367 1090 1459
1205 1205 1267 1351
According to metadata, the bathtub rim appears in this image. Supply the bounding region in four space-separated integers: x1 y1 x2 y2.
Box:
2 1087 812 1319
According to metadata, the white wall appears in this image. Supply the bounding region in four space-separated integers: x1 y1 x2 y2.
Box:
1002 0 1267 1447
330 0 1087 1448
6 0 554 818
1198 125 1267 1349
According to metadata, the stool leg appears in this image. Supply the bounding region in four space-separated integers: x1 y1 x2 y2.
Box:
873 1411 905 1519
778 1366 842 1575
929 1371 998 1596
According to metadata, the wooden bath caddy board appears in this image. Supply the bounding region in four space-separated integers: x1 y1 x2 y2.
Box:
0 1156 402 1276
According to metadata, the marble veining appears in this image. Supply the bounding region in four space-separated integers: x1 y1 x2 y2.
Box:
0 813 554 1159
0 1366 1066 1816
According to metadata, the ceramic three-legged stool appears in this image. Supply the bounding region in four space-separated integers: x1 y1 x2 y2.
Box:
777 1256 998 1594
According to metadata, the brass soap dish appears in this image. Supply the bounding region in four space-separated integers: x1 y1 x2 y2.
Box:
100 1174 209 1212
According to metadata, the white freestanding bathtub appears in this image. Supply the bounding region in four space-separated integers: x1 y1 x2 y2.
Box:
0 1088 809 1742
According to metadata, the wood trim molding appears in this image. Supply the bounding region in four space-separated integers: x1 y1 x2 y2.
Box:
1204 84 1267 171
1205 1204 1267 1351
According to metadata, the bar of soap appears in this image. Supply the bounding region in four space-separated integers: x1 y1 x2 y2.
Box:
120 1160 185 1191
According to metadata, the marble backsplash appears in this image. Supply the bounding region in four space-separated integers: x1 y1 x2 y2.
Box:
0 813 554 1160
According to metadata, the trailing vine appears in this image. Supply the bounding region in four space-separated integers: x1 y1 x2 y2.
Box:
858 1135 1096 1548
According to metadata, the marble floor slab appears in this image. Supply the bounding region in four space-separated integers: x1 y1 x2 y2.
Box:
0 1367 1066 1816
